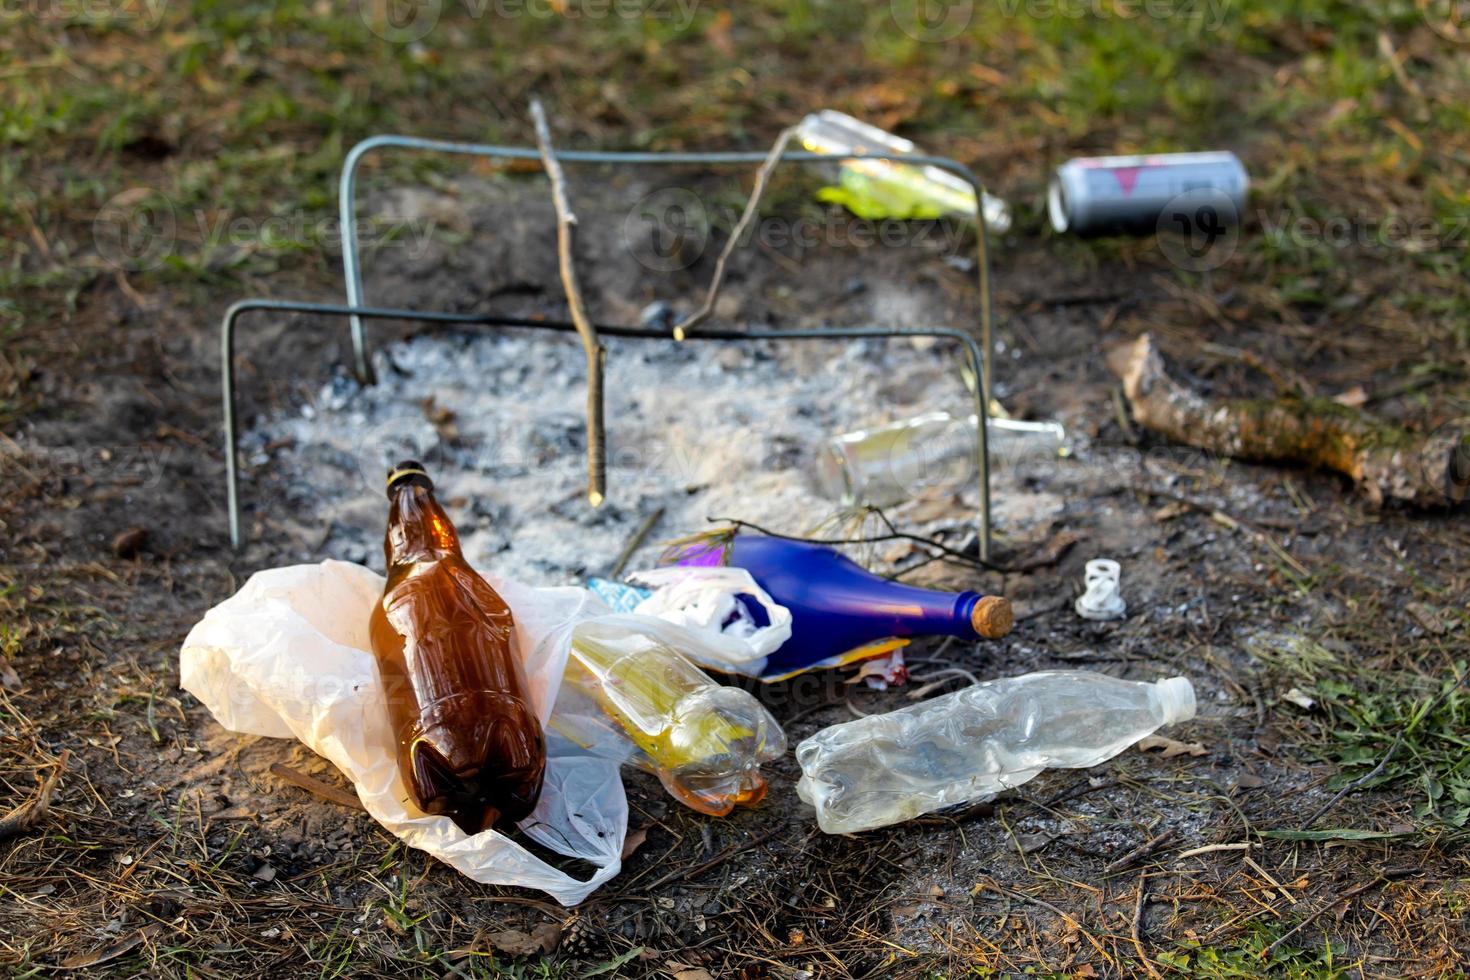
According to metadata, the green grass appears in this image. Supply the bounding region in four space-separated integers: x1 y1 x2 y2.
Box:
1313 666 1470 835
3 0 1469 356
1158 919 1352 978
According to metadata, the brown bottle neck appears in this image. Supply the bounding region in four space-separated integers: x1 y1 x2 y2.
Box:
385 485 462 567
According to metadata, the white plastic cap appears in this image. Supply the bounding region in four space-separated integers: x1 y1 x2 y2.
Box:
1155 677 1197 725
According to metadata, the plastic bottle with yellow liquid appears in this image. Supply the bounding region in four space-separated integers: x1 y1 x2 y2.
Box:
558 620 785 816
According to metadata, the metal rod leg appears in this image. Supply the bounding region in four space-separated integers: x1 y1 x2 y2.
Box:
222 304 241 550
337 137 1000 405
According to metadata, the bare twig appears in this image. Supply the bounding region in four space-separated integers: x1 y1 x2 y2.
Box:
608 506 665 579
672 125 799 341
530 98 607 507
0 749 68 842
1106 828 1177 874
270 762 365 811
637 836 767 892
1243 854 1297 905
1176 841 1256 860
1043 779 1118 808
1131 872 1164 980
705 515 1000 571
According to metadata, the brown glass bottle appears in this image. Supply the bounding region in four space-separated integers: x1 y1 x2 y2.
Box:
369 461 545 835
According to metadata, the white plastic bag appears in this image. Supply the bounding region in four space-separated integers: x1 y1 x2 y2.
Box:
179 559 626 907
626 566 792 676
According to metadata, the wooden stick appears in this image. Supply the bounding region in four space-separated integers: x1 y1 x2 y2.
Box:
608 505 665 580
1176 841 1256 860
1106 828 1177 874
530 98 607 508
270 762 365 811
1114 333 1470 508
1131 872 1164 980
672 125 799 341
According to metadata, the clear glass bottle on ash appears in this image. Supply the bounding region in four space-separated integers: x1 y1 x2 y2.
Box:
814 411 1070 507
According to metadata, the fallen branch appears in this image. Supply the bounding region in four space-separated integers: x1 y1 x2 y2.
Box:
1113 334 1469 508
0 749 68 843
672 125 799 341
530 98 607 508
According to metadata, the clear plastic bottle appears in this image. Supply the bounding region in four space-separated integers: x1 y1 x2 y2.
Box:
797 110 1012 234
795 671 1196 834
561 621 786 816
814 411 1069 507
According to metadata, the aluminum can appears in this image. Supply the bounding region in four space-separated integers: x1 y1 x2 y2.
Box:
1048 151 1248 236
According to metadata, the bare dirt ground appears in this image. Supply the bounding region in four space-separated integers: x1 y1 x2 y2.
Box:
3 163 1469 979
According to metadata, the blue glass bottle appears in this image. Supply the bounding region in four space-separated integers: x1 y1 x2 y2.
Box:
663 530 1012 680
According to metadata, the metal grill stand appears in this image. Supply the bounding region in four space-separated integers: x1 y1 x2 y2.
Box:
222 138 1001 561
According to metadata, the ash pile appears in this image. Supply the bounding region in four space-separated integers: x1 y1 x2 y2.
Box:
244 324 1062 582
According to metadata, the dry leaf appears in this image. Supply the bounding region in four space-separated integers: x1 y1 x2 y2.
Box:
621 826 648 860
1233 771 1265 790
57 925 161 971
1283 687 1317 710
0 660 20 691
1332 385 1368 408
487 929 543 957
1406 602 1448 635
1137 735 1207 758
666 961 715 980
530 922 561 954
111 526 149 559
